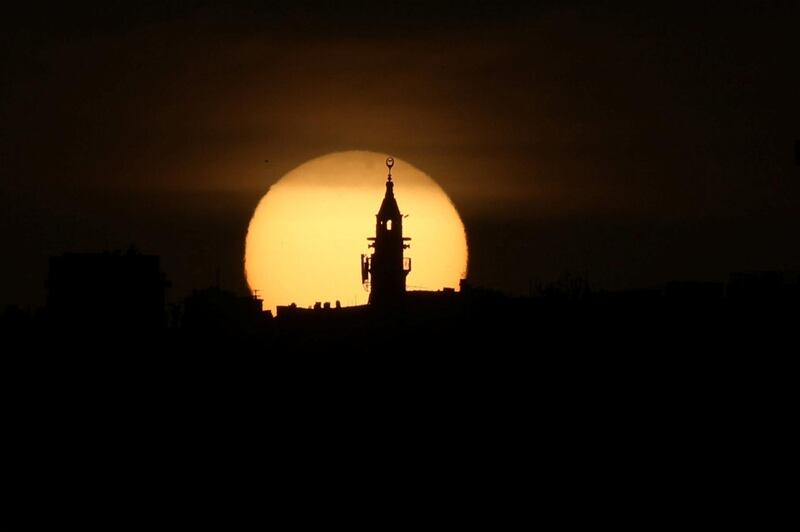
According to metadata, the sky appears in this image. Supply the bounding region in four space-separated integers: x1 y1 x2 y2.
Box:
1 1 798 307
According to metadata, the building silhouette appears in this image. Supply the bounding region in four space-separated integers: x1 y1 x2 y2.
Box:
183 286 269 335
360 157 412 307
46 249 169 331
727 271 797 301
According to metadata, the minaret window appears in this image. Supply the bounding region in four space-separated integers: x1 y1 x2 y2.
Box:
387 220 392 231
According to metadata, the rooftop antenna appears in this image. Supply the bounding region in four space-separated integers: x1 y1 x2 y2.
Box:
386 156 394 181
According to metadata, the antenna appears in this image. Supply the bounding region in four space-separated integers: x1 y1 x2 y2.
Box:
386 156 394 181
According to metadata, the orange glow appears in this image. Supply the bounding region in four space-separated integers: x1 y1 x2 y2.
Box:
245 151 468 312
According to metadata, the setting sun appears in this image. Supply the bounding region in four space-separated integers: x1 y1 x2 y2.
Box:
245 151 468 312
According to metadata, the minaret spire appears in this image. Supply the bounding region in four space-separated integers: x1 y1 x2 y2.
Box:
360 155 411 307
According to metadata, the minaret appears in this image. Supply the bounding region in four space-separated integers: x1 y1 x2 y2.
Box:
361 157 411 306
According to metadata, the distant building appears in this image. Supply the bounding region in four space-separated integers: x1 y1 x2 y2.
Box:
727 271 788 300
360 157 412 307
183 286 269 334
664 281 724 300
46 249 169 331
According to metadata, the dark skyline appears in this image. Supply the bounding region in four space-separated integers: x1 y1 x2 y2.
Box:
2 1 798 308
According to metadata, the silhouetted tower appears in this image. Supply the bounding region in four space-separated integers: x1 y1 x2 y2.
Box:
361 157 411 306
795 140 799 166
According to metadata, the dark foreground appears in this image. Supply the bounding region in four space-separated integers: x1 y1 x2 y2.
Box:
2 292 791 526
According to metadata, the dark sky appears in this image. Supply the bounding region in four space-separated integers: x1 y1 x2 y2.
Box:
2 1 798 307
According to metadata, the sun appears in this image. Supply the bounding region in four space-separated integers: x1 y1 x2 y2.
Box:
245 151 468 312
